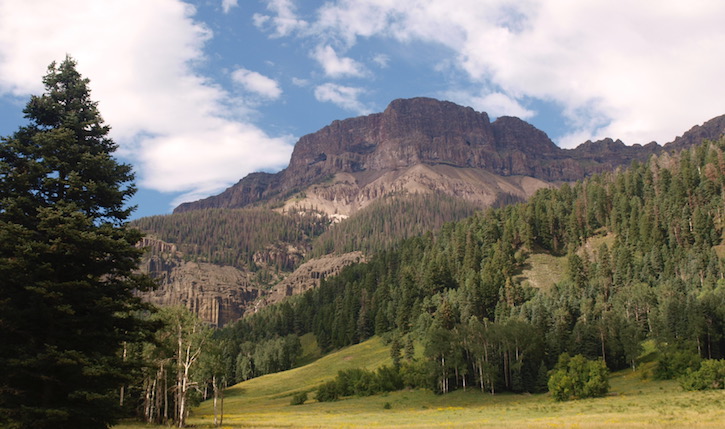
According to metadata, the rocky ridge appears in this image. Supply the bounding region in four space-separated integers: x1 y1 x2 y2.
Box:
176 97 716 216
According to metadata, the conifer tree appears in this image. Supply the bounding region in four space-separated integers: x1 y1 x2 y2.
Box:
0 56 154 429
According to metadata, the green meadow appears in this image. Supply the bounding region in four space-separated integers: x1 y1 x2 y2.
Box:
116 337 725 429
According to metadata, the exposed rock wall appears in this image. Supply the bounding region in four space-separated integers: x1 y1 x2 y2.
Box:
259 252 365 307
137 237 260 327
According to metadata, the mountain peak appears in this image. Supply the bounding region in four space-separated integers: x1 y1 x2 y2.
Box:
174 98 723 214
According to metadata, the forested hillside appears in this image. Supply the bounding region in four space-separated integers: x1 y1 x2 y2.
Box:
309 193 481 258
132 208 328 272
218 137 725 393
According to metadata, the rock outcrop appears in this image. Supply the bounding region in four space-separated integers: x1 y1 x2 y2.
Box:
664 114 725 153
138 237 260 326
259 252 366 307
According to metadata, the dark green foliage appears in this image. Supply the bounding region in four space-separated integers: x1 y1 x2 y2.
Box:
680 359 725 390
653 346 702 380
315 380 340 402
290 391 308 405
315 365 405 402
390 335 403 367
548 354 609 401
309 193 479 257
132 208 328 272
226 334 301 383
0 57 154 429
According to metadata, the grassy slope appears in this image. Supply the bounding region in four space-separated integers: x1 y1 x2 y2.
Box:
174 338 725 429
515 251 566 291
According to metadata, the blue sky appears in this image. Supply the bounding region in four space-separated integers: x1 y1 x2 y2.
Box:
1 0 725 219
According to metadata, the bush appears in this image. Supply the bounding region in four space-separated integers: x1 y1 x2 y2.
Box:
315 380 340 402
548 354 609 401
654 348 701 380
375 365 404 392
336 368 376 396
290 391 308 405
316 365 407 403
680 359 725 391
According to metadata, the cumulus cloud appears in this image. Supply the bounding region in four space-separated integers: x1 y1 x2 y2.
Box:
253 0 307 38
312 45 367 78
314 83 371 114
447 90 535 120
231 67 282 99
262 0 725 147
0 0 293 206
221 0 238 14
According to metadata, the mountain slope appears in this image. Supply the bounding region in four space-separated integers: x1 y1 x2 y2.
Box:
135 98 725 326
218 136 725 395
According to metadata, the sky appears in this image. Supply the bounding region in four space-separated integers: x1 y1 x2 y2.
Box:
1 1 725 219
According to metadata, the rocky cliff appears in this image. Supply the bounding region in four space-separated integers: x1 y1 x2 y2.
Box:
138 237 368 326
259 251 365 307
137 237 260 326
176 97 722 215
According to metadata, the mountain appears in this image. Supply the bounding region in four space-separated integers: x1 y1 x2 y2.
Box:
174 98 659 216
219 136 725 397
136 98 725 326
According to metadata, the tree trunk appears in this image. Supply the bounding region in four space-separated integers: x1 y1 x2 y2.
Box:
120 341 127 407
478 357 484 392
220 387 224 427
212 375 218 427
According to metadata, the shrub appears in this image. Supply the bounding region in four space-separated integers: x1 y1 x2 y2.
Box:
654 348 701 380
375 365 404 392
315 381 340 402
680 359 725 391
548 354 609 401
290 391 308 405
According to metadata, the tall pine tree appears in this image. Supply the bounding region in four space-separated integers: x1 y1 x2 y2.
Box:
0 56 155 429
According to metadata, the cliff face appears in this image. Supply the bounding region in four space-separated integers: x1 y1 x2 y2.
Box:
137 237 365 326
260 252 366 307
176 98 725 215
137 237 260 327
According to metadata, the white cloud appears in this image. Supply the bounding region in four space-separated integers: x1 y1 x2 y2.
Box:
140 121 292 203
314 83 371 114
446 90 534 120
231 67 282 99
221 0 238 14
372 54 390 68
271 0 725 146
0 0 293 206
312 45 366 78
292 77 310 87
253 0 307 38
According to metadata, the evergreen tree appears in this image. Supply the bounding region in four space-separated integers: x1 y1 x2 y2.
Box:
0 57 154 429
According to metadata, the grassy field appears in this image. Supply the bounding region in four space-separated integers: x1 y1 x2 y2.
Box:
115 337 725 429
515 251 567 291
